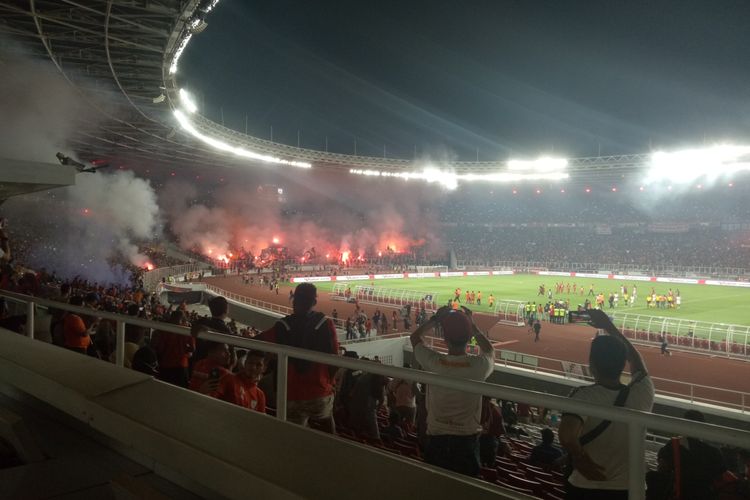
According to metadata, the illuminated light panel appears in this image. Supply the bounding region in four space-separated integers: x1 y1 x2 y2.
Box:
179 88 198 113
585 187 591 193
611 187 617 192
512 189 517 194
169 33 192 74
560 188 565 193
729 182 734 187
507 157 568 172
645 144 750 184
348 167 569 190
173 110 312 168
639 186 645 191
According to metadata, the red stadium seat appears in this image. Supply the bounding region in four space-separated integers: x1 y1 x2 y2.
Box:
480 466 498 483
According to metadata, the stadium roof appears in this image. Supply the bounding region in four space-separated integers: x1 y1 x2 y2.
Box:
0 1 701 184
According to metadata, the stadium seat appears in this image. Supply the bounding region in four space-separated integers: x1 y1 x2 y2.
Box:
480 466 499 483
496 480 534 496
507 473 543 496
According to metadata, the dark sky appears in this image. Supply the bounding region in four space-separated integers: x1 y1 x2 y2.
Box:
182 0 750 161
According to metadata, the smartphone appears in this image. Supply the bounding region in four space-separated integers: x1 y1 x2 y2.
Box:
568 311 592 324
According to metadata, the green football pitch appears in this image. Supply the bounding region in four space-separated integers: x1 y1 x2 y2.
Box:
315 274 750 326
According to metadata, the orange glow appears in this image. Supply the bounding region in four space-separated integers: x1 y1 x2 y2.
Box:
145 263 154 271
342 251 350 263
272 237 280 244
208 249 213 254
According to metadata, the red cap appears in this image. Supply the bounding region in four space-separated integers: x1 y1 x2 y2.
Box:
440 311 472 343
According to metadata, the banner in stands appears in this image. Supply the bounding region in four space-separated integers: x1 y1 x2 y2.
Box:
440 271 466 277
466 271 490 276
375 273 406 279
491 270 515 275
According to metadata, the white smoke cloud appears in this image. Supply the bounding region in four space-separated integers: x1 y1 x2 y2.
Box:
3 170 161 283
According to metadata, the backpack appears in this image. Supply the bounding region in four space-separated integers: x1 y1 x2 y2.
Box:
275 312 333 373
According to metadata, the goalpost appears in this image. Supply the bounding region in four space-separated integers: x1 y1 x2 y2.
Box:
493 299 526 326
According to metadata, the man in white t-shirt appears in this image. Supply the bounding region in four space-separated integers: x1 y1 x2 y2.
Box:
558 309 655 500
410 306 494 477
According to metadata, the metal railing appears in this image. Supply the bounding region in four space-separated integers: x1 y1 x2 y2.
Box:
1 289 749 500
191 283 750 410
610 312 750 359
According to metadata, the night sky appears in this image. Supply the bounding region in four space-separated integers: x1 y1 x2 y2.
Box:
181 0 750 161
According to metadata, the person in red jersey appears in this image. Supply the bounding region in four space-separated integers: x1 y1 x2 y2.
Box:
152 310 195 388
189 342 232 392
213 350 267 413
257 283 339 433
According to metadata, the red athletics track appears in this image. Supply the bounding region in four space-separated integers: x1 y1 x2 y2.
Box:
205 276 750 409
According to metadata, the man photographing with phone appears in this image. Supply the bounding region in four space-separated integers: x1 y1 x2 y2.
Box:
410 305 494 477
558 309 655 499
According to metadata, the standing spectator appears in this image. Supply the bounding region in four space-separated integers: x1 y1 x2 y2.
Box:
388 374 417 427
647 410 727 500
533 319 542 342
257 283 339 433
660 334 671 356
191 296 232 362
529 428 563 469
410 306 494 477
152 310 195 388
479 397 506 467
558 309 654 499
348 369 388 439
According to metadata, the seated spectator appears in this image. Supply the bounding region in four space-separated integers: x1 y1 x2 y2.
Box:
212 350 267 413
132 346 159 376
189 342 232 392
62 296 91 355
529 428 563 469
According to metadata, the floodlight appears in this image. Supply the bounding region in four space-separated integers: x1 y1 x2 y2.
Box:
645 144 750 184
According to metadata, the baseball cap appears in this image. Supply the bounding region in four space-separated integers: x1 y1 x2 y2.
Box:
440 310 472 343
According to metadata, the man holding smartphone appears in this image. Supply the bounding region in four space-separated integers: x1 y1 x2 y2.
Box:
558 309 654 499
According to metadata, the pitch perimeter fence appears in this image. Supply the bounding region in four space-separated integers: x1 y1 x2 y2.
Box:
610 312 750 358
